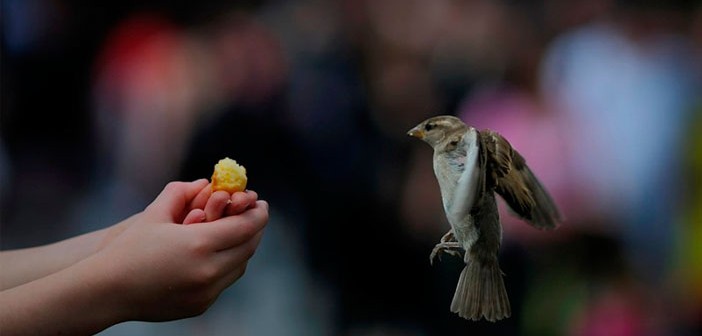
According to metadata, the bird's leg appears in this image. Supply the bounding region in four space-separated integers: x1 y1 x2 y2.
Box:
430 230 464 265
430 242 463 265
440 230 456 243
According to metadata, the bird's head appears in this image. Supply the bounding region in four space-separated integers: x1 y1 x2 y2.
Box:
407 115 468 149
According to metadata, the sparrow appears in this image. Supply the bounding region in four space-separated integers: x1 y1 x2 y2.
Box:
407 115 561 322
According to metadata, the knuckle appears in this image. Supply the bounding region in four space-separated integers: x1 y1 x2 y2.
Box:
191 264 219 287
164 181 184 193
212 190 229 201
189 236 211 255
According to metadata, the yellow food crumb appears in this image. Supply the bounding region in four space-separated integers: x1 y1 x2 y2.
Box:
211 157 247 193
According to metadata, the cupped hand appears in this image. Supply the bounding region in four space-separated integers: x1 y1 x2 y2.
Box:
184 183 258 224
99 180 259 250
92 180 268 322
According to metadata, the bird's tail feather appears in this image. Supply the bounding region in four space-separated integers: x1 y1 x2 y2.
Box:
450 259 510 322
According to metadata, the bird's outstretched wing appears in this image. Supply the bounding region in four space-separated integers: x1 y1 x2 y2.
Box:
478 130 561 229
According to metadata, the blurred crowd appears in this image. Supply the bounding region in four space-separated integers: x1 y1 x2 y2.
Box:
1 0 701 335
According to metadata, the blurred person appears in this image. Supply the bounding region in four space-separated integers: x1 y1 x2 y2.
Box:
399 0 567 247
428 0 523 112
180 4 356 334
398 1 694 334
175 7 343 336
0 179 269 335
455 6 579 244
83 9 288 228
88 13 207 220
454 78 597 335
1 0 100 248
452 33 582 333
258 1 478 333
79 7 338 336
540 0 697 284
539 0 698 334
395 1 548 333
399 3 560 331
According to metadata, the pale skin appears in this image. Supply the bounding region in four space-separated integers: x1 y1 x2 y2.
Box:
0 179 269 335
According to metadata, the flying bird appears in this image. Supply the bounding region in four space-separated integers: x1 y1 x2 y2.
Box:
407 115 561 321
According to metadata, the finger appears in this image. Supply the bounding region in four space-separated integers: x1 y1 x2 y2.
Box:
205 191 231 222
190 183 213 211
148 179 209 221
191 200 269 250
225 190 258 216
244 190 258 203
183 209 206 225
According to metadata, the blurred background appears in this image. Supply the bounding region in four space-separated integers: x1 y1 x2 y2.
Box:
1 0 701 335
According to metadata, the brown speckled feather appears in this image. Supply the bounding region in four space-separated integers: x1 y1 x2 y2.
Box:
478 130 561 229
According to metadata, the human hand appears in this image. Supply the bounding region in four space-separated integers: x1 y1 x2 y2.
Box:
90 180 268 322
99 180 259 249
183 182 259 224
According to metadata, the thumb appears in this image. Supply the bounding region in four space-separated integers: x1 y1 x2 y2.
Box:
146 179 209 221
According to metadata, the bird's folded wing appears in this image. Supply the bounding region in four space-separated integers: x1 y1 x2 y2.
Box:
479 130 561 229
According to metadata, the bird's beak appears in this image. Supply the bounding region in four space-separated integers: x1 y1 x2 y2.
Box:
407 126 425 139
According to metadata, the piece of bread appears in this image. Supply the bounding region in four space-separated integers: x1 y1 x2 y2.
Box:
211 157 247 193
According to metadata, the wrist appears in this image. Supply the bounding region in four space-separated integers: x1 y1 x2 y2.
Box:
75 252 132 327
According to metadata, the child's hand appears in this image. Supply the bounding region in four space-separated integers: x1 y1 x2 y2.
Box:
92 180 268 322
99 180 258 250
184 183 258 224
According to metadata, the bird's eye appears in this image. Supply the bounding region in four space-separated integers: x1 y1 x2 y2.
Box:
425 123 435 131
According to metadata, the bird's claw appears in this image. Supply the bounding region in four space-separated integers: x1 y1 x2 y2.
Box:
430 246 441 265
429 242 463 265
